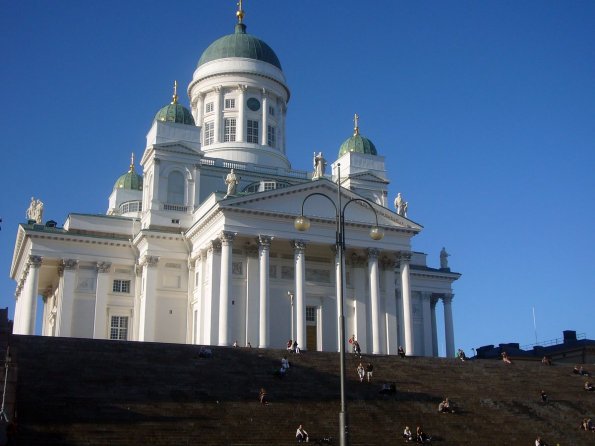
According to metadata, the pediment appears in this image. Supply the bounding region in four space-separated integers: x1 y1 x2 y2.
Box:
220 179 421 232
141 142 202 165
152 142 202 156
346 171 389 184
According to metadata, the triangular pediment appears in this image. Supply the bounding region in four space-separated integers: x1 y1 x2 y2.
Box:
141 142 202 165
345 171 389 184
219 179 422 231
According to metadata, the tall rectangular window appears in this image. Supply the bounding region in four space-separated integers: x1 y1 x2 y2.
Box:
112 279 131 293
306 306 316 323
224 118 236 142
267 125 276 147
268 105 275 116
110 316 128 340
204 121 214 145
224 98 235 109
247 120 259 143
205 102 214 113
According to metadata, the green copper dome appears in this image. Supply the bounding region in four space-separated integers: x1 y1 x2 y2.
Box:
197 23 282 70
338 133 378 157
114 170 143 191
155 102 195 126
114 156 143 191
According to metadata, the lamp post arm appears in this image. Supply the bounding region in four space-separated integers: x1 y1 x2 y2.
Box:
341 197 382 228
299 192 339 218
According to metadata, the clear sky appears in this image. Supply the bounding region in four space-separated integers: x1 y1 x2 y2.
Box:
1 1 594 356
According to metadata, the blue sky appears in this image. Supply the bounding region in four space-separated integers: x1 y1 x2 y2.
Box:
1 1 594 355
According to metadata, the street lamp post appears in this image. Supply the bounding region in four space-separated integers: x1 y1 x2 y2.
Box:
294 163 384 446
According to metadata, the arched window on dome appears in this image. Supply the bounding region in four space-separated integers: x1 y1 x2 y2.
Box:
167 171 185 205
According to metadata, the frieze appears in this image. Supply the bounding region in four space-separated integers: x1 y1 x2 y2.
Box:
350 253 366 268
245 244 259 258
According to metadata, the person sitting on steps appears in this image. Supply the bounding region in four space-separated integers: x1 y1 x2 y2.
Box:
584 381 595 391
457 348 467 362
402 426 413 441
540 389 548 404
416 425 431 443
501 352 512 364
259 387 268 405
295 424 309 443
438 397 455 413
398 346 406 358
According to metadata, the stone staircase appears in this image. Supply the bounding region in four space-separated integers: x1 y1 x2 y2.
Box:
7 335 595 445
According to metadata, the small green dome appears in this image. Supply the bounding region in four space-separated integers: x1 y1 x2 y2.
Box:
114 156 143 190
338 133 378 157
198 23 282 70
155 102 195 126
114 170 143 191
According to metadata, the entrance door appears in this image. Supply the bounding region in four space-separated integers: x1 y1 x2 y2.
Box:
306 306 317 351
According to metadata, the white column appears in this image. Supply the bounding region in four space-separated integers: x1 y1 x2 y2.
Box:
132 265 142 341
150 158 161 210
383 256 398 355
368 248 381 354
138 256 159 342
245 246 259 347
56 259 77 337
421 292 433 357
218 231 235 346
195 92 205 126
237 85 247 142
443 294 455 358
191 163 200 210
19 255 42 335
93 261 112 339
351 254 367 353
261 89 268 146
431 296 439 357
400 252 414 355
204 241 221 345
214 86 223 143
280 103 287 154
258 235 273 348
293 240 306 351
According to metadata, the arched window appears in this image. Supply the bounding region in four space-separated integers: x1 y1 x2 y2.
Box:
167 171 185 204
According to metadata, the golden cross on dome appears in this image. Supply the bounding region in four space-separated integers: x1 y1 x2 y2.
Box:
172 80 178 104
236 0 245 24
129 153 135 172
353 113 360 136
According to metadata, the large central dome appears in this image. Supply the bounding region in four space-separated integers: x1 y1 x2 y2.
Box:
197 23 282 70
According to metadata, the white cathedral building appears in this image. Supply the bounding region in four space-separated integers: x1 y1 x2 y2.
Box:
9 6 460 357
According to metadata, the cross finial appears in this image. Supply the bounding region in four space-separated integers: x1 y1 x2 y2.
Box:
129 153 135 172
171 80 178 104
236 0 245 24
353 113 360 136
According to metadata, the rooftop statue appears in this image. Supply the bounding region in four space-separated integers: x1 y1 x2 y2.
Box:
26 197 44 223
224 169 240 197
